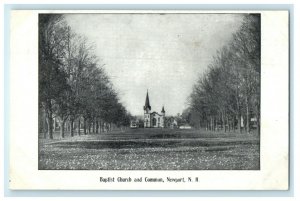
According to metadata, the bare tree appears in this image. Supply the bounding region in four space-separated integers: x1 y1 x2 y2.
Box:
39 14 69 139
187 14 260 134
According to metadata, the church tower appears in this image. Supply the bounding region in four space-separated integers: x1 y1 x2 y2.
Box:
161 106 165 116
143 90 151 128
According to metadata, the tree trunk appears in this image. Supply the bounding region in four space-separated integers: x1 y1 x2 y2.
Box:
60 119 65 138
70 119 74 137
213 117 216 131
234 118 236 132
246 101 250 134
52 117 55 132
96 120 99 134
99 119 102 133
257 115 260 135
93 118 96 133
237 114 241 133
233 115 236 132
207 119 209 130
256 102 260 135
222 112 225 133
84 118 87 135
44 120 48 139
206 120 208 131
42 111 48 138
46 111 53 139
88 121 91 134
235 86 241 133
226 116 230 132
77 118 81 136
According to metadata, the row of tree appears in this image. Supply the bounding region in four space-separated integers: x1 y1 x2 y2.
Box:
39 14 131 139
186 14 260 134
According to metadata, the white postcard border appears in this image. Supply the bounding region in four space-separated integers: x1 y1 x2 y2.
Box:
9 10 289 190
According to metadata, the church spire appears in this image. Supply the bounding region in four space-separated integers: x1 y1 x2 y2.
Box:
161 105 165 113
143 90 151 111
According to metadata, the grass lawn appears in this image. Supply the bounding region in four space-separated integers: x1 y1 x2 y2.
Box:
38 128 260 170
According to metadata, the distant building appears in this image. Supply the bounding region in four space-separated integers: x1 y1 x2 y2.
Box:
143 90 165 128
179 124 192 129
130 120 139 128
165 117 178 129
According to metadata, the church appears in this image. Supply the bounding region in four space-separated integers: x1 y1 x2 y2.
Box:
143 90 165 128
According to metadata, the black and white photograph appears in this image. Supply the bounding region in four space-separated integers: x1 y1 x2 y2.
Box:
7 8 290 191
38 12 261 170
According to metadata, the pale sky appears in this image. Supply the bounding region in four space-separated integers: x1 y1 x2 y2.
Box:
65 13 244 116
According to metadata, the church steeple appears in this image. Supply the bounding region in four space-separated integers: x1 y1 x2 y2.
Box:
161 106 165 113
143 90 151 111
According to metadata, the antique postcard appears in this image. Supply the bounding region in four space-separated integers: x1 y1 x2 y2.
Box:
9 10 289 190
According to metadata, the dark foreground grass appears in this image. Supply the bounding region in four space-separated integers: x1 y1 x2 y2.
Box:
38 128 260 170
